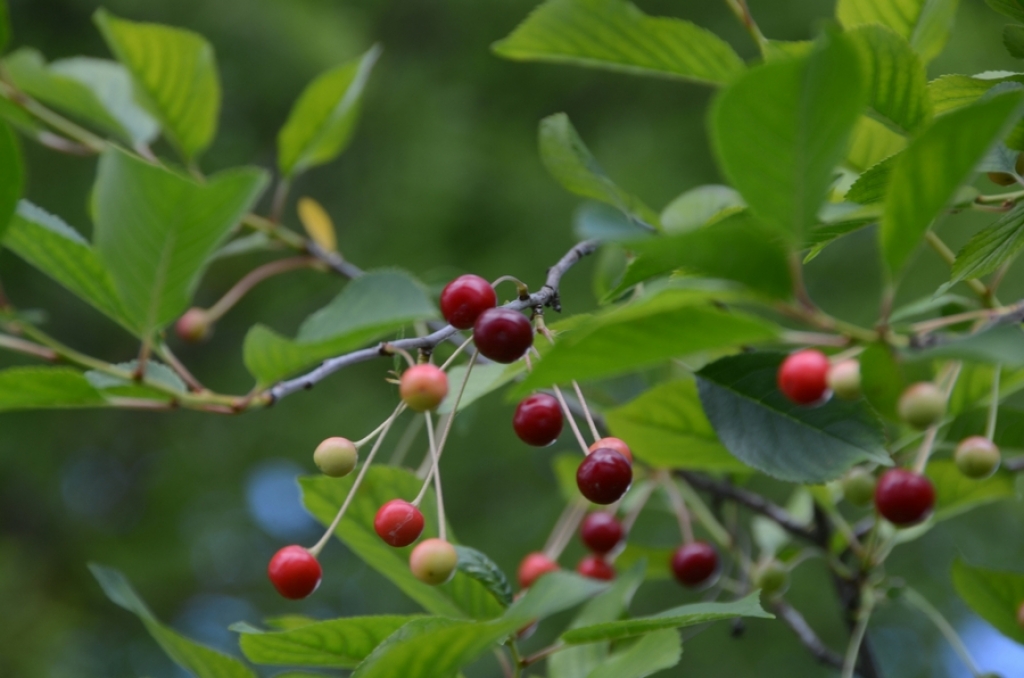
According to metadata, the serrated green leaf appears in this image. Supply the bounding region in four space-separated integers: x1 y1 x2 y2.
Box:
454 546 513 608
952 559 1024 644
836 0 959 63
573 202 655 243
989 0 1024 22
847 115 907 171
710 35 867 244
604 380 749 472
238 615 420 668
846 152 899 205
696 353 891 483
539 113 659 228
587 628 682 678
950 202 1024 285
880 90 1024 275
926 461 1015 520
89 564 256 678
83 360 186 401
94 9 220 159
3 201 133 330
93 148 267 338
0 119 22 239
278 45 380 177
0 367 105 410
909 324 1024 367
846 25 930 134
660 185 745 234
860 342 929 421
492 0 745 86
515 289 778 393
561 591 771 644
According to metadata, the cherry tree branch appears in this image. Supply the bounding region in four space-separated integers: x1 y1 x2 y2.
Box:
771 600 846 671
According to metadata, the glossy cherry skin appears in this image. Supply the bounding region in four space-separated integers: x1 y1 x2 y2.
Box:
409 538 458 585
576 554 615 581
472 308 533 364
954 436 1001 479
313 437 358 477
874 469 935 526
518 552 559 588
777 349 831 405
588 437 633 465
897 382 946 430
671 541 719 588
513 394 563 446
576 448 632 505
580 512 624 554
373 499 425 547
399 364 449 412
440 275 497 330
268 545 322 600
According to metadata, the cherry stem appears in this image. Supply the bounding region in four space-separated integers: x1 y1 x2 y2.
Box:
545 500 588 561
519 642 567 668
901 587 984 678
673 476 733 548
155 343 206 393
912 362 962 473
308 403 405 557
570 380 600 442
270 178 291 224
986 365 1001 441
542 499 581 556
0 332 58 361
387 415 424 467
524 349 590 455
925 232 993 306
386 345 417 368
660 472 695 543
439 335 475 371
205 256 317 323
608 481 656 564
841 588 874 678
423 412 447 542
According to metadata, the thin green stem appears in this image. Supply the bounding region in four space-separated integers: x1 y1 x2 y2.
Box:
986 366 1001 440
571 380 600 442
841 588 875 678
660 471 695 543
204 256 317 323
674 476 733 548
723 0 769 55
0 81 107 153
913 362 962 473
925 232 992 305
423 412 447 542
902 587 983 677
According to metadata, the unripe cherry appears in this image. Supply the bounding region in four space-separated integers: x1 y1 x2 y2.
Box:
399 364 449 412
576 448 632 505
753 560 790 598
440 274 497 329
670 541 719 588
827 359 861 401
580 512 624 554
373 499 425 547
576 554 615 580
874 469 935 526
777 349 831 405
513 394 563 446
267 545 322 600
409 538 458 585
313 437 358 477
472 307 534 363
518 552 559 588
954 436 1001 479
987 153 1024 186
897 382 946 430
175 307 212 343
588 437 633 465
842 467 877 507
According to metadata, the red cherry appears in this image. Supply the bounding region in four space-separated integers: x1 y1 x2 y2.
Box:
373 499 425 547
268 545 322 599
670 541 719 588
576 554 615 581
777 349 830 405
588 437 633 465
576 448 632 505
440 275 497 330
399 364 449 412
518 552 559 588
580 512 623 554
513 394 563 446
874 469 935 526
472 308 533 364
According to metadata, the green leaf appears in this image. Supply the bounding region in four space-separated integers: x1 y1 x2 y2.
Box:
492 0 745 86
860 342 927 421
950 202 1024 285
92 148 267 338
847 115 907 171
989 0 1024 22
243 270 438 385
573 202 655 242
89 564 256 678
951 559 1024 644
539 113 659 228
846 25 931 134
696 352 891 483
710 35 867 244
561 591 772 644
0 367 105 410
926 461 1016 520
454 546 513 608
0 119 22 239
586 629 682 678
3 201 133 330
2 48 159 146
660 185 745 234
238 615 420 668
880 90 1024 275
83 360 186 401
603 379 749 472
846 152 899 205
836 0 959 63
278 45 380 177
94 9 220 160
613 545 673 580
1006 26 1024 59
504 570 609 624
515 289 778 393
438 362 526 415
909 324 1024 367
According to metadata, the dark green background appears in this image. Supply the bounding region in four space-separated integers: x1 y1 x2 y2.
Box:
2 0 1024 676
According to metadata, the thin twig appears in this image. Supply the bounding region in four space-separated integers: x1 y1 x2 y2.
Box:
772 600 846 671
0 333 58 361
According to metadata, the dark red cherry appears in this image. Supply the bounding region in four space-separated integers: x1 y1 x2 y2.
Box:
440 275 497 330
874 469 935 526
670 541 719 588
473 308 533 364
576 448 632 505
513 394 563 446
580 512 623 554
576 554 615 580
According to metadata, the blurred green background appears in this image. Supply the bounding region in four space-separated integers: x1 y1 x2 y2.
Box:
2 0 1024 676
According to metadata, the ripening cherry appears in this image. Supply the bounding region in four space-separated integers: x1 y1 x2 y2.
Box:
588 437 633 464
313 437 358 477
897 382 946 430
267 545 322 600
175 307 212 343
954 436 1001 480
580 512 623 554
399 364 449 412
440 274 497 329
513 394 563 446
777 349 831 405
518 552 559 588
472 307 534 363
576 448 632 505
827 359 862 401
753 560 790 598
874 469 935 526
373 499 425 547
576 554 615 581
841 467 876 507
409 538 458 585
671 541 719 588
